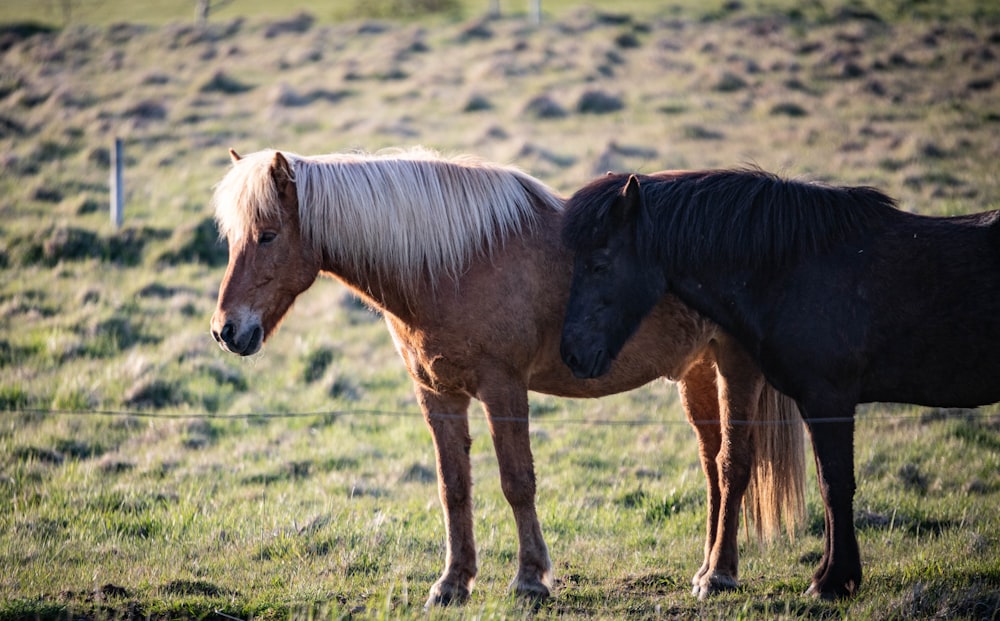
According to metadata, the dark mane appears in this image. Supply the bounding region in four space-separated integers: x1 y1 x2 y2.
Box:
563 168 899 273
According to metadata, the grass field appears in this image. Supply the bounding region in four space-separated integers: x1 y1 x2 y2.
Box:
1 0 1000 619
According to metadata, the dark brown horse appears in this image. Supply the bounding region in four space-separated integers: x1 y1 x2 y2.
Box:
559 168 1000 599
209 149 805 605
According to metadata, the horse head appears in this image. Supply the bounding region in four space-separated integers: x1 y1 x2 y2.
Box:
560 173 667 378
210 149 321 356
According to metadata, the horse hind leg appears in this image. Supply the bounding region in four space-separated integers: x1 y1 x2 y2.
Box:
697 338 769 599
418 389 478 607
677 355 724 597
479 382 552 601
801 401 862 599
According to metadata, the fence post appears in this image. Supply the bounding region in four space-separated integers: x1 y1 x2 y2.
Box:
110 138 123 230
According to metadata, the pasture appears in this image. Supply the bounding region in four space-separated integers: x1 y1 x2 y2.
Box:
1 1 999 619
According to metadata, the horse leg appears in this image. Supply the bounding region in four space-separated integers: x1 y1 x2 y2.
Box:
695 338 764 598
418 389 477 607
802 406 861 598
479 383 552 600
677 355 723 596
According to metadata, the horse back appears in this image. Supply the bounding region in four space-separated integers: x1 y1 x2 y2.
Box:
688 208 1000 410
851 210 1000 406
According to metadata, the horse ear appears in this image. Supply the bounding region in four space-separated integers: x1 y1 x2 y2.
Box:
270 151 293 183
228 148 242 163
615 174 642 221
270 151 296 208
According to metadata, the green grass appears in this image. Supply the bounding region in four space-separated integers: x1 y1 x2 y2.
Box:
2 406 998 619
2 0 1000 619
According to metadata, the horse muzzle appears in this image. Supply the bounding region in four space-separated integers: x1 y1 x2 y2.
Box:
211 316 264 356
560 339 612 379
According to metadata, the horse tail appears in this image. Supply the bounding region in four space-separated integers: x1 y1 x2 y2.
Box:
744 384 806 541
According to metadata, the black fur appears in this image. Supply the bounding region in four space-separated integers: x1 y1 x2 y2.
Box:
560 167 1000 599
563 168 896 272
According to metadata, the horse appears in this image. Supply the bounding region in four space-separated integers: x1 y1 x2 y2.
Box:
559 168 1000 599
209 148 806 605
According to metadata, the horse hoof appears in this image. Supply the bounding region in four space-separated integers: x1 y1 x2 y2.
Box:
512 579 551 602
424 582 471 608
805 579 858 600
805 583 838 600
691 564 709 587
693 573 739 599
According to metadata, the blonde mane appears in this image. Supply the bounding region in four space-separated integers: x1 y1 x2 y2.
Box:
212 147 564 299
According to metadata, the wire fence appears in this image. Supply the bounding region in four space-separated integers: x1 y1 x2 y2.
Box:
4 403 997 429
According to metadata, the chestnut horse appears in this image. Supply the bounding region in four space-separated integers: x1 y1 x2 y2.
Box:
559 169 1000 599
209 148 805 605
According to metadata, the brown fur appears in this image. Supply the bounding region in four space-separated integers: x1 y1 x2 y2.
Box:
210 150 805 604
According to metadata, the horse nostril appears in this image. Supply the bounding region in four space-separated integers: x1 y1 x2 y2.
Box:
220 322 235 344
560 346 578 370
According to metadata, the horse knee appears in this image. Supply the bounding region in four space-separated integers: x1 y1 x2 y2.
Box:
493 449 537 502
717 453 751 487
499 470 536 506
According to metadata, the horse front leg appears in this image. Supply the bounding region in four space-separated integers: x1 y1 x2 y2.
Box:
802 407 861 598
418 389 477 607
479 383 552 601
677 355 723 596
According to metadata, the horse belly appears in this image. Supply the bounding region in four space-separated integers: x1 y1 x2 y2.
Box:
861 345 1000 407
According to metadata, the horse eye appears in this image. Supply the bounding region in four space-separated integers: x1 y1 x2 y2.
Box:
588 257 609 274
258 231 277 245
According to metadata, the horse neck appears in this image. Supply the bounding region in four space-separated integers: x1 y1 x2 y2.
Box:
319 206 564 323
319 254 422 321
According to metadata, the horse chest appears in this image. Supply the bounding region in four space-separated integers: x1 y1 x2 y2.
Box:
413 352 480 395
387 325 480 395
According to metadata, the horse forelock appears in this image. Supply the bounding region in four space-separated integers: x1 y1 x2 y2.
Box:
286 147 562 299
562 173 636 251
212 149 286 246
